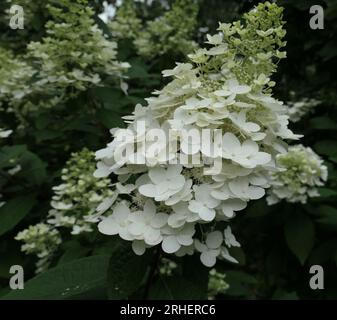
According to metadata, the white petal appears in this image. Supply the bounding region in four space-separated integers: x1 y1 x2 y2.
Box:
144 228 162 245
149 167 166 184
132 241 146 255
98 218 119 235
221 247 239 263
222 132 240 153
248 186 265 200
94 162 111 178
199 207 216 221
194 239 207 252
206 231 223 249
200 251 217 267
96 196 117 214
139 184 157 198
128 222 145 237
151 213 168 228
177 234 193 246
162 236 181 253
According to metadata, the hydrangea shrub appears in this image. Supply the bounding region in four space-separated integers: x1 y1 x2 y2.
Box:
93 2 325 267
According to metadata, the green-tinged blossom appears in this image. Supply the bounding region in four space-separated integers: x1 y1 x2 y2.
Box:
111 0 198 59
267 145 328 204
208 269 229 299
1 0 129 122
15 223 62 273
47 148 114 235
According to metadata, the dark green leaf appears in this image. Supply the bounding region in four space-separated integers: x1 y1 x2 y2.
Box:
284 212 315 265
314 140 337 157
149 275 205 299
310 117 337 130
97 109 124 128
225 271 257 297
2 255 110 300
107 242 151 299
0 195 36 236
16 151 47 186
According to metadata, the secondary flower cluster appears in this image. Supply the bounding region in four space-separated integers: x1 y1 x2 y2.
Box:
94 2 301 267
15 223 62 273
1 0 129 121
16 149 112 273
109 0 198 59
48 148 114 235
287 96 321 123
0 48 35 111
208 269 229 300
267 145 328 204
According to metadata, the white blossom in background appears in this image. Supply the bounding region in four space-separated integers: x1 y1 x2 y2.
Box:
208 269 229 299
267 145 328 205
0 128 13 138
99 1 117 23
93 3 319 267
15 223 62 273
287 96 321 122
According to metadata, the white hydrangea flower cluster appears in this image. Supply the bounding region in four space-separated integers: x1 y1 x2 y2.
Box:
267 145 328 205
287 96 321 123
94 2 302 267
47 148 114 235
0 48 35 110
15 223 62 273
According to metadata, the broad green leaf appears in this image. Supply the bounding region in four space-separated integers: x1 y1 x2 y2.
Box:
272 289 298 300
181 255 208 298
2 255 110 300
314 140 337 157
0 145 27 169
107 242 151 299
315 205 337 225
308 240 337 265
97 109 124 128
16 151 47 186
149 255 208 299
0 195 36 236
318 188 337 198
149 276 205 300
34 129 63 141
58 241 90 265
127 62 149 79
310 117 337 130
284 212 315 265
225 270 258 297
92 87 124 105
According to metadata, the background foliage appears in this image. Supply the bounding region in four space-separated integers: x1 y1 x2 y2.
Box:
0 0 336 300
